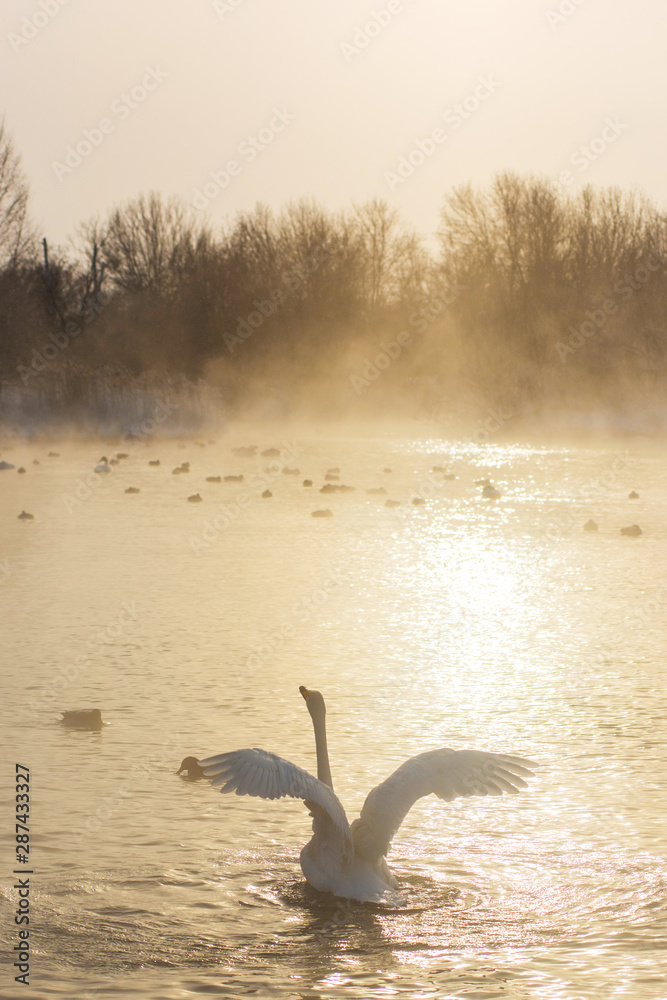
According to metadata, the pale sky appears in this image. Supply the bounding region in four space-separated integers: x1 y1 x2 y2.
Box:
1 0 665 246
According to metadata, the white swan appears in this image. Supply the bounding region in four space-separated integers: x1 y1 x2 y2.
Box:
200 686 535 903
94 456 110 474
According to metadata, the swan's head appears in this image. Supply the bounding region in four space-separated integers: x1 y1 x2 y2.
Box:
299 685 326 718
177 756 204 778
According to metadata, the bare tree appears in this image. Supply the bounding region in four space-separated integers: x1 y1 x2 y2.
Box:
40 230 107 337
225 203 281 289
352 198 426 307
0 118 35 267
102 192 205 293
72 218 108 315
437 183 496 276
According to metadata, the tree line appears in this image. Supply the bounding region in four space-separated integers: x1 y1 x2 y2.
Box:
1 117 666 427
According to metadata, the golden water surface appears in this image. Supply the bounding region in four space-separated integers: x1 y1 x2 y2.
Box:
1 431 666 999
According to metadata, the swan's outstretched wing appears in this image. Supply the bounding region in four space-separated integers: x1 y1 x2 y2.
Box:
351 749 535 863
200 748 354 863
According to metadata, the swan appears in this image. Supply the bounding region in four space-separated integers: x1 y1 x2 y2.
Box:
94 457 110 474
200 686 535 903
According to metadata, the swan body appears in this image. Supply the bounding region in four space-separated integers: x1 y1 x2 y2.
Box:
200 687 535 903
94 457 110 474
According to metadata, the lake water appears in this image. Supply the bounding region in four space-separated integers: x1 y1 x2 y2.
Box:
1 427 666 999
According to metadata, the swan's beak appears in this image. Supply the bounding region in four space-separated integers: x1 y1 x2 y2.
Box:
299 685 310 700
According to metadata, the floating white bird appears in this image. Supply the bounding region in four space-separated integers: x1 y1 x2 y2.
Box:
200 687 535 903
94 456 110 474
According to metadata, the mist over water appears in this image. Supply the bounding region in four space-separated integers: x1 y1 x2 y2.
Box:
4 171 667 437
1 428 666 999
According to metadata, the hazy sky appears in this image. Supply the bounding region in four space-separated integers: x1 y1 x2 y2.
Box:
2 0 665 246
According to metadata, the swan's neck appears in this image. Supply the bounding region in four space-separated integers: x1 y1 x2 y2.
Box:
312 709 333 790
